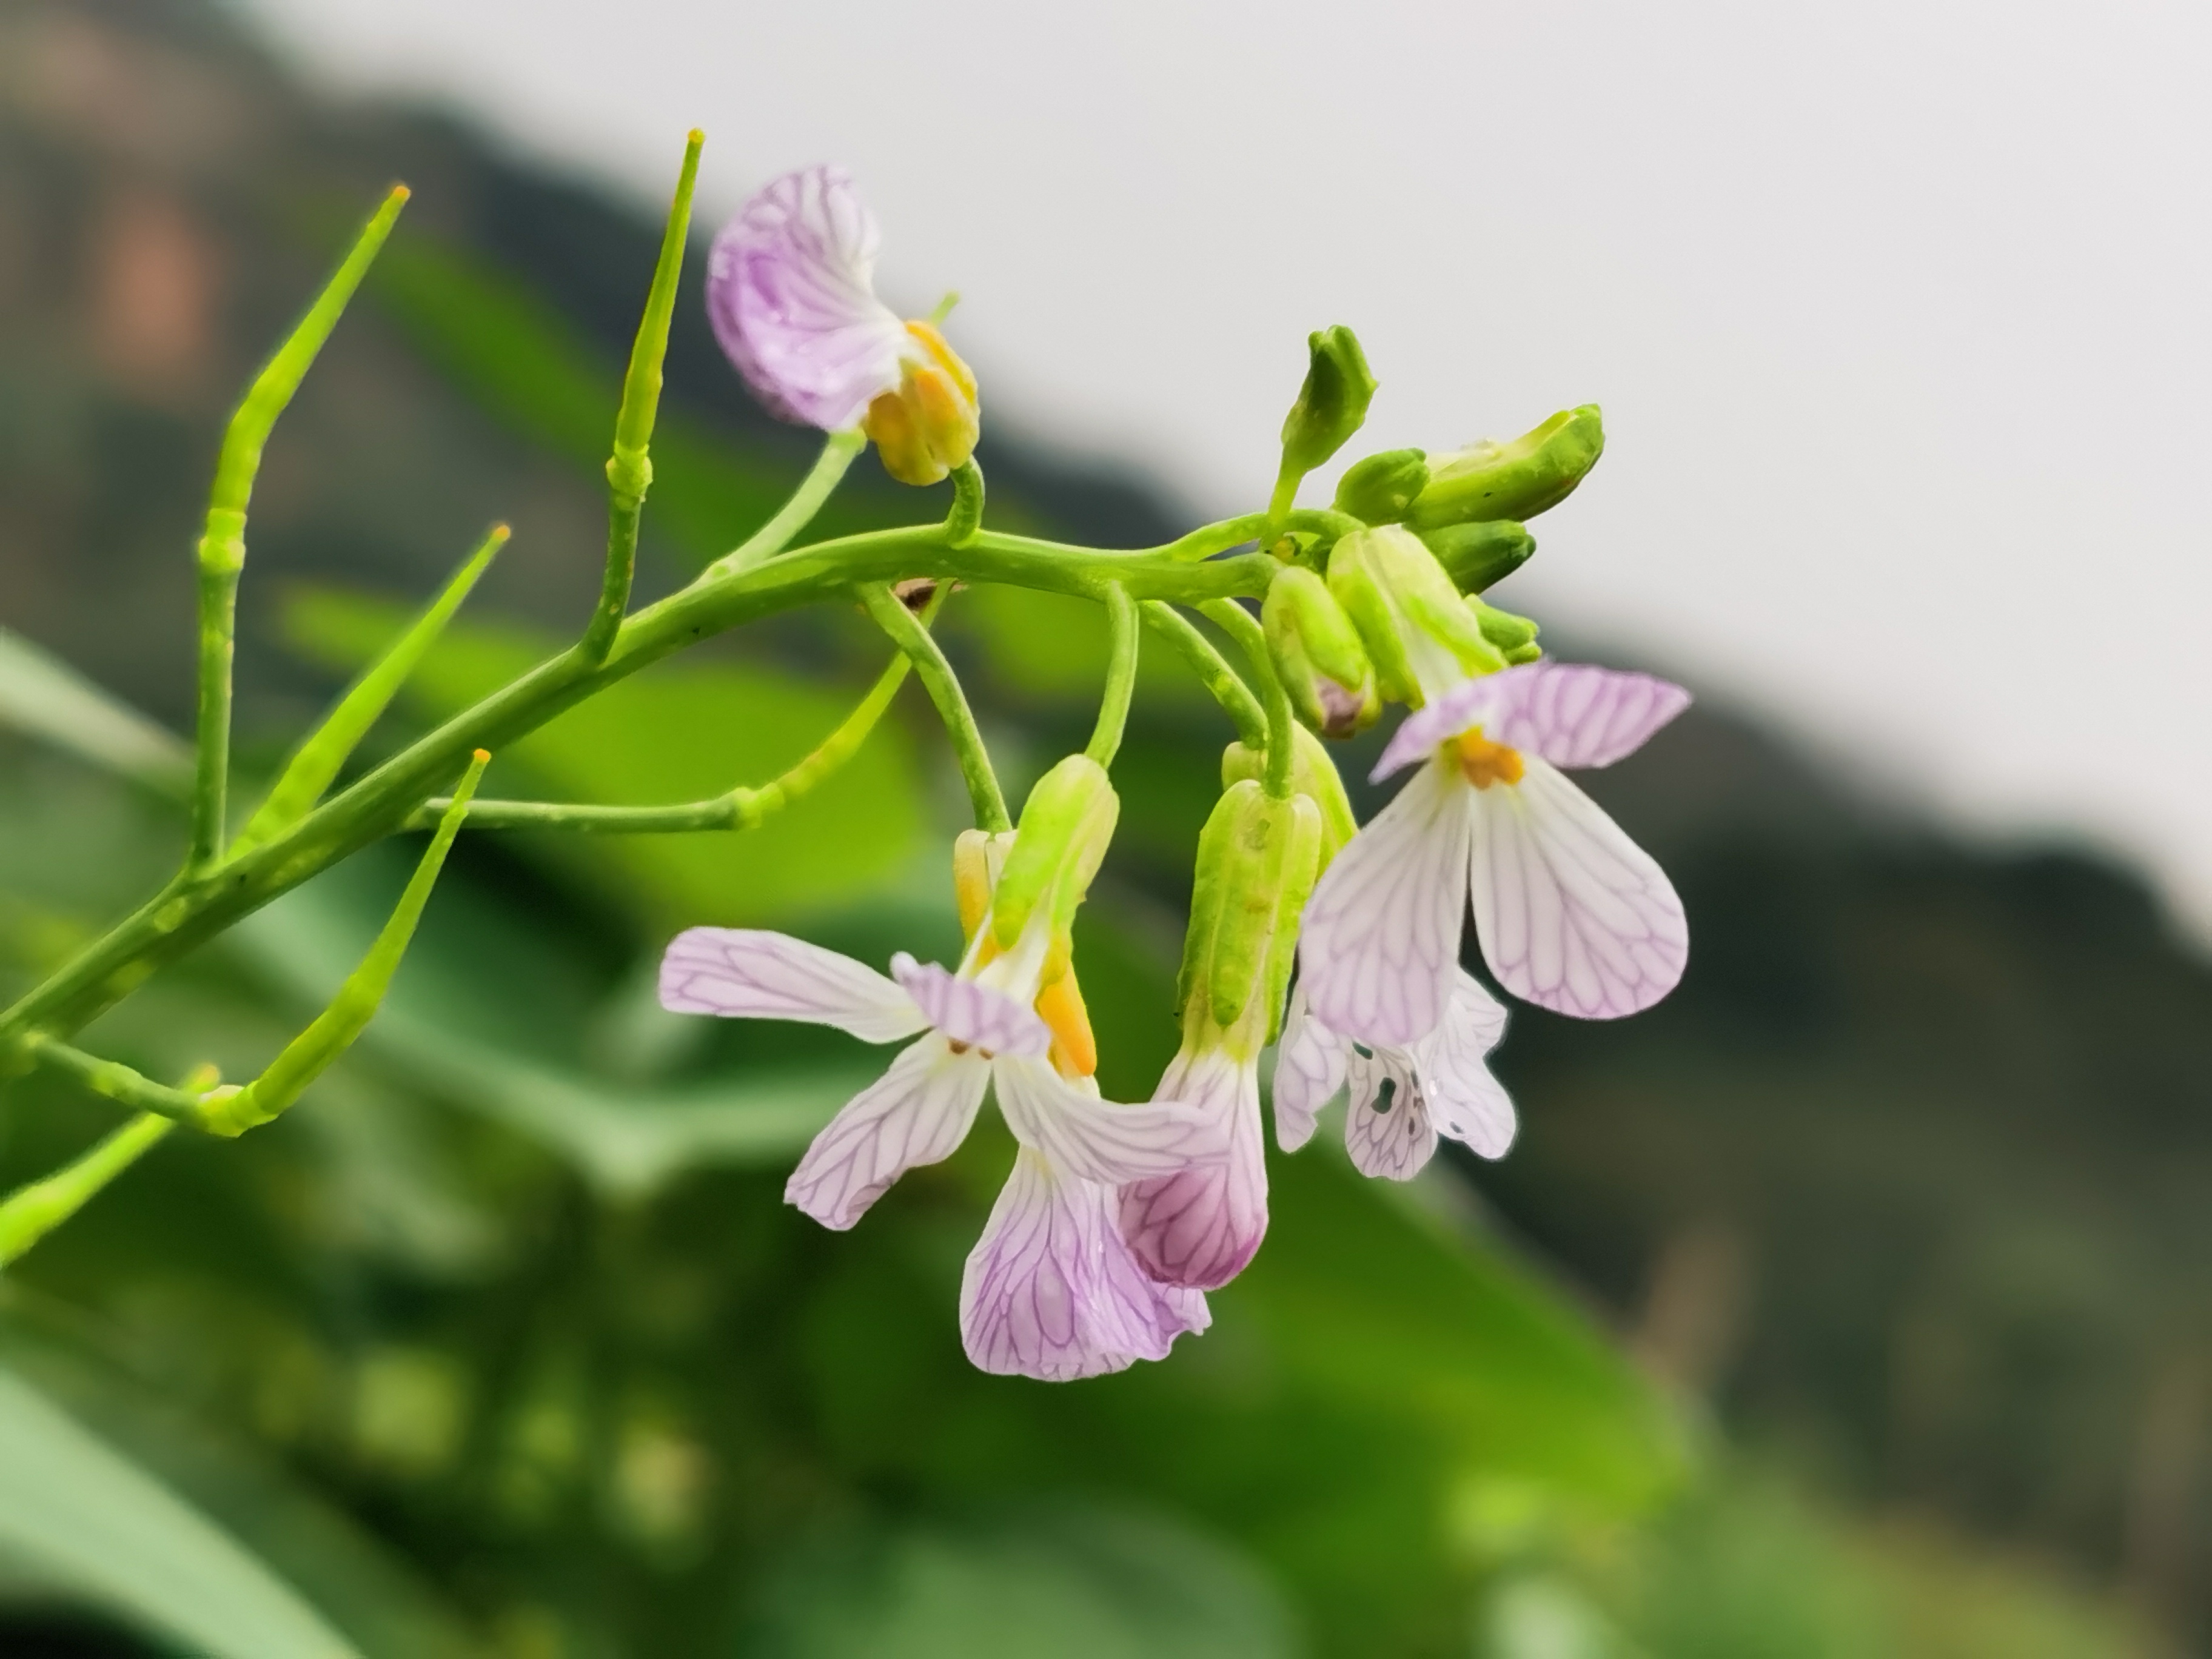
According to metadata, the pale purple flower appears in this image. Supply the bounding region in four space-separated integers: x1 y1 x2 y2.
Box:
659 919 1221 1379
706 166 910 429
1118 1044 1269 1290
1298 660 1691 1046
1273 974 1515 1181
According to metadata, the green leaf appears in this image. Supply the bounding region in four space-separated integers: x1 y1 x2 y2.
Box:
0 627 191 794
0 1361 363 1659
276 589 927 926
745 1506 1304 1659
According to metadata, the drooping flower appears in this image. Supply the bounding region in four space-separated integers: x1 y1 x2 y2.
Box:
1298 657 1691 1047
706 164 980 484
1118 780 1322 1290
660 782 1221 1381
1272 973 1515 1181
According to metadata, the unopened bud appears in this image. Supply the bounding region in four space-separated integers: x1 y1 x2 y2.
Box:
1332 449 1430 525
1178 782 1323 1039
862 321 982 486
1418 520 1535 594
991 755 1118 951
1327 526 1502 705
1469 595 1540 660
1263 568 1378 738
1279 326 1377 478
1407 404 1604 530
1222 727 1357 870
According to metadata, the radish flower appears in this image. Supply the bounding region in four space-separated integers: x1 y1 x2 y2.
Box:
1298 659 1691 1046
707 164 980 484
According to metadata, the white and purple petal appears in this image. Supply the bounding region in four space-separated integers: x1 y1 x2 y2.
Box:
1467 757 1688 1019
1270 985 1344 1152
1476 660 1691 770
1373 674 1504 780
1411 971 1517 1158
706 165 910 429
891 954 1051 1056
784 1035 990 1229
1118 1047 1269 1290
992 1056 1226 1185
1342 1045 1438 1181
659 928 926 1043
1297 759 1474 1048
961 1150 1209 1381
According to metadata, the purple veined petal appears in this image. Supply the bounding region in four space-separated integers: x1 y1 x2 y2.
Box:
1298 759 1475 1048
960 1150 1205 1381
1477 660 1692 771
1342 1044 1439 1181
1118 1048 1268 1290
706 165 911 430
660 928 927 1042
991 1054 1228 1185
1372 674 1504 781
1409 971 1517 1159
891 954 1050 1056
784 1034 991 1230
1467 757 1689 1019
1270 985 1345 1152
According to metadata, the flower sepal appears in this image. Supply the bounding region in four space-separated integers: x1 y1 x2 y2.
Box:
988 755 1118 956
1221 728 1357 866
1178 781 1322 1042
1327 525 1503 705
1263 567 1379 739
862 320 981 486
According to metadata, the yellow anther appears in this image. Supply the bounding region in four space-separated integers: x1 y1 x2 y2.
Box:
860 321 982 486
1453 726 1524 789
1036 968 1098 1079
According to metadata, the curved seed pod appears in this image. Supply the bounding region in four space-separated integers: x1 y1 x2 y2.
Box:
1407 404 1604 529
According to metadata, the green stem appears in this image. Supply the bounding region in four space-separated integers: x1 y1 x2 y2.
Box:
946 458 985 547
859 581 1009 832
706 429 868 578
585 130 703 662
1085 585 1140 768
0 1095 204 1267
19 1037 218 1124
1200 598 1295 798
0 528 1276 1057
410 617 928 834
196 751 489 1137
190 185 410 870
1140 602 1266 747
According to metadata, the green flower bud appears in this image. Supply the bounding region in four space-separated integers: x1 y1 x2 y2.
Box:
1222 728 1357 870
1418 520 1535 594
1263 568 1379 739
990 754 1119 951
1469 595 1539 655
1332 448 1430 525
1327 526 1503 705
1406 404 1605 530
1177 782 1323 1039
1279 326 1378 478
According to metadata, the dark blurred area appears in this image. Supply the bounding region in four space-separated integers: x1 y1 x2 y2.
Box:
2 1 2209 1655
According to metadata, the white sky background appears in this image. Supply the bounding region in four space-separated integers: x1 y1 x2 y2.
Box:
230 0 2212 932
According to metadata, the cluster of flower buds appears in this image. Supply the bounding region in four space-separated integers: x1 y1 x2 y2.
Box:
662 166 1695 1382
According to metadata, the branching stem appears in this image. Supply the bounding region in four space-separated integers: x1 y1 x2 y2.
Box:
859 581 1010 832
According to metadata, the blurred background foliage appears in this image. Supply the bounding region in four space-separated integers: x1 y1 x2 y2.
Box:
0 1 2207 1654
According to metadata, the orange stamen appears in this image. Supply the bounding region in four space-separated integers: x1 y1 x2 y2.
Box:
1036 969 1098 1079
1453 726 1525 789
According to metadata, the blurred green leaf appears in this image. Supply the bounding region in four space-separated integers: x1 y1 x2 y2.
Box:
230 854 871 1195
0 1361 364 1659
277 589 927 927
0 628 190 795
745 1506 1304 1659
369 236 909 567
